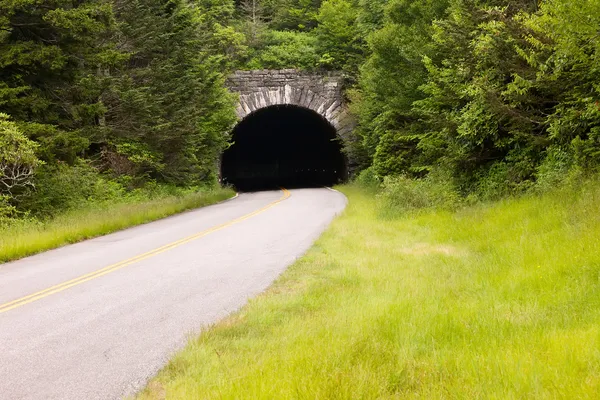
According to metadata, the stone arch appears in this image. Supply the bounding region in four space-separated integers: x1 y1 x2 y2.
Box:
221 104 347 189
235 85 353 139
227 70 355 141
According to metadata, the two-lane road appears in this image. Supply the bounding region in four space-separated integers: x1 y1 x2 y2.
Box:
0 188 346 400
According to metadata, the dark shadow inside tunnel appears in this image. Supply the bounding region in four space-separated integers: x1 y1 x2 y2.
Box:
221 105 347 191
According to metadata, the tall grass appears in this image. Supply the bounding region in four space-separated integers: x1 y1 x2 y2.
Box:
0 188 234 263
138 183 600 399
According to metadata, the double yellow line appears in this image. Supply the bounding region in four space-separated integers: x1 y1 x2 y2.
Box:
0 188 291 315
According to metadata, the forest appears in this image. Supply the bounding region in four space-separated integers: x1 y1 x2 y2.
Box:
1 0 600 221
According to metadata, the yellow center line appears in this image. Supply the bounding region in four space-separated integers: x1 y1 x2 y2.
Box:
0 188 291 315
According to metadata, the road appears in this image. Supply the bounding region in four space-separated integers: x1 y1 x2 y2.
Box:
0 188 347 400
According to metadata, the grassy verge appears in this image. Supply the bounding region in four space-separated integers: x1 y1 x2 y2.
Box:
138 184 600 399
0 188 234 263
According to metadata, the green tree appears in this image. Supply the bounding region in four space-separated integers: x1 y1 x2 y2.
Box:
356 0 388 35
0 0 120 164
239 0 268 46
315 0 365 75
100 0 239 185
266 0 323 30
525 0 600 170
245 30 321 69
352 0 449 177
415 0 555 195
0 114 42 199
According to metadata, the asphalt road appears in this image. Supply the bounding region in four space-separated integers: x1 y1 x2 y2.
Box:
0 188 347 400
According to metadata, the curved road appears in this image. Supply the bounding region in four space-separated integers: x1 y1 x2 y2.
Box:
0 188 346 400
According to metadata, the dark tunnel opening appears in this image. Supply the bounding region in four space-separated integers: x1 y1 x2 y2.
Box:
221 105 347 191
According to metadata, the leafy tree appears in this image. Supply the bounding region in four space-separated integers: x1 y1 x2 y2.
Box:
352 0 449 177
100 0 238 185
197 0 247 67
239 0 268 46
356 0 388 35
267 0 323 30
315 0 365 75
0 114 42 199
525 0 600 169
1 0 244 217
245 30 321 69
414 0 545 192
0 0 120 164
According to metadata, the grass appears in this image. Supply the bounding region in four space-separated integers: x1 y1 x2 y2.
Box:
137 183 600 399
0 188 234 263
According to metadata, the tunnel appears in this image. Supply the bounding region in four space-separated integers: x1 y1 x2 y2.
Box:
221 105 347 191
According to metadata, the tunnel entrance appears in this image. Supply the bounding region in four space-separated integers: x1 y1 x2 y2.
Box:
221 105 347 191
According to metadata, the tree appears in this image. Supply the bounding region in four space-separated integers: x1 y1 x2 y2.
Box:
0 114 42 199
0 0 120 164
240 0 267 46
525 0 600 169
266 0 323 31
245 30 321 69
315 0 365 75
356 0 388 35
415 0 556 195
352 0 449 177
99 0 238 186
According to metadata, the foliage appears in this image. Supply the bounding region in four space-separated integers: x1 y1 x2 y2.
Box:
351 0 449 175
352 0 600 199
3 0 600 219
0 114 42 200
314 0 364 75
238 0 268 47
103 0 238 186
533 147 577 193
0 195 18 223
527 0 600 170
415 0 547 193
265 0 324 31
238 0 367 75
379 170 461 214
354 166 381 189
245 30 321 69
18 161 125 217
0 0 119 165
1 0 239 220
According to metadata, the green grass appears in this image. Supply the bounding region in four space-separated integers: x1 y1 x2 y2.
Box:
0 188 234 263
138 184 600 399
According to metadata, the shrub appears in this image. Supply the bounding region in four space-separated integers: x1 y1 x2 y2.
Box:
534 147 576 193
245 30 321 70
19 160 126 217
379 171 460 215
354 166 381 190
0 194 18 223
0 113 42 200
473 160 536 202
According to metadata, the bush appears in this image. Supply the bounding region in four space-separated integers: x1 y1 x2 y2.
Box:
534 147 576 193
354 166 381 189
19 160 126 217
0 194 18 224
473 160 536 202
245 30 321 70
379 171 460 215
0 113 42 200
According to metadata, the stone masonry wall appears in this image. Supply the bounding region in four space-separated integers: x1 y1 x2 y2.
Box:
226 69 354 139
